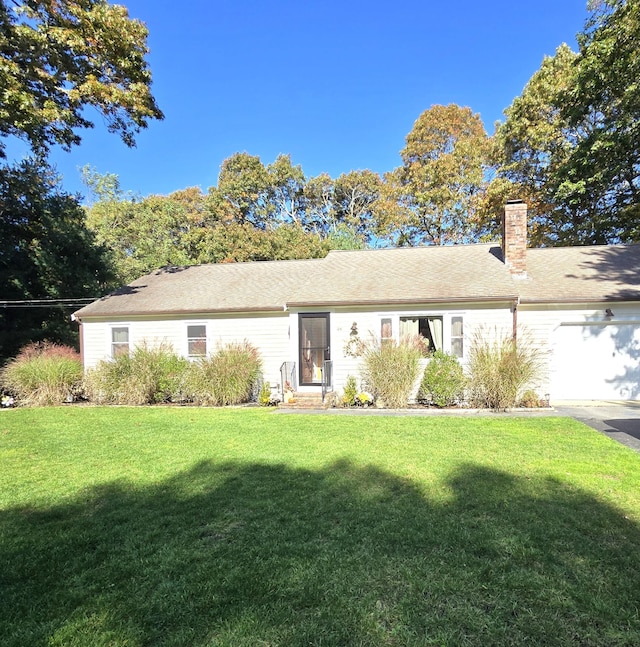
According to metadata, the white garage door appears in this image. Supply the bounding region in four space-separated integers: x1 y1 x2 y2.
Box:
550 323 640 401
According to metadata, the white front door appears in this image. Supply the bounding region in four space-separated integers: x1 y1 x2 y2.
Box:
298 313 330 386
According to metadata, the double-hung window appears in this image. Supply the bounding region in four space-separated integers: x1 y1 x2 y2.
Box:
111 327 130 358
187 325 207 357
380 317 393 346
383 314 465 358
451 316 464 358
399 316 443 354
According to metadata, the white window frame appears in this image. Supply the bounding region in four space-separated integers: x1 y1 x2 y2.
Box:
380 316 393 346
377 312 466 358
186 322 208 358
110 325 130 359
450 315 464 358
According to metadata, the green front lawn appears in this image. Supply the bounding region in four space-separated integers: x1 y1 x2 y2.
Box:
1 407 639 646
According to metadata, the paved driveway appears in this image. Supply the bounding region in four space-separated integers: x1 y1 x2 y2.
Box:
554 401 640 453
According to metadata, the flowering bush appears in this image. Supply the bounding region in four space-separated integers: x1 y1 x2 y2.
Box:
1 394 15 408
259 381 278 406
355 391 374 406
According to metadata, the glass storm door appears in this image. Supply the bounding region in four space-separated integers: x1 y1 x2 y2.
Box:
299 314 330 385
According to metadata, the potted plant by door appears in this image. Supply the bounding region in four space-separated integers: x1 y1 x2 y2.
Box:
283 381 295 403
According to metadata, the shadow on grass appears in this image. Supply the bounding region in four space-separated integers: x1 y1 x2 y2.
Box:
2 460 640 646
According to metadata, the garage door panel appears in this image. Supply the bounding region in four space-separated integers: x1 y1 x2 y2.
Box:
551 324 640 400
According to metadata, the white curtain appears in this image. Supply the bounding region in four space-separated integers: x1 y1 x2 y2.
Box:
400 318 419 338
427 317 443 352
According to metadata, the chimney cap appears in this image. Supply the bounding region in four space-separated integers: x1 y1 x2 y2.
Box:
505 199 526 205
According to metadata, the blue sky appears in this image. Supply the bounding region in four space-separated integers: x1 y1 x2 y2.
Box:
38 0 589 199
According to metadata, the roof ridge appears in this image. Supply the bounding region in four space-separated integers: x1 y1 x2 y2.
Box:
327 242 498 256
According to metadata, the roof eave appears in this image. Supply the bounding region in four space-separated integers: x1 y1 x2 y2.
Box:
74 304 286 321
520 296 640 305
286 294 519 308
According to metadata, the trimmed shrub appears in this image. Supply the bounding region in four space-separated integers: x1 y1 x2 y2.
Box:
0 342 82 406
360 336 424 408
84 342 189 405
342 375 358 407
419 351 466 407
183 341 262 406
258 381 272 406
466 329 543 410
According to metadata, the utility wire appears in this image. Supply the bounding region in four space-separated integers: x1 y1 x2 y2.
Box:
0 298 98 308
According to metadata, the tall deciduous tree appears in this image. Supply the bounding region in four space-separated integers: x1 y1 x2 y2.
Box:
266 154 306 226
496 1 640 245
304 173 335 235
195 223 328 264
0 1 163 358
0 0 163 157
0 158 114 360
494 44 585 245
332 170 382 245
216 153 271 228
560 0 640 242
85 187 204 284
390 104 492 245
84 159 332 280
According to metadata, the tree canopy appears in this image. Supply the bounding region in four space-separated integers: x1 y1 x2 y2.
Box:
84 163 332 285
495 44 582 245
561 0 640 242
495 0 640 245
0 158 114 360
0 0 163 157
8 0 640 364
0 0 163 359
384 105 493 246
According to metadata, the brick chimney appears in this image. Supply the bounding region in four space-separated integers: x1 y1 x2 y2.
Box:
502 200 527 277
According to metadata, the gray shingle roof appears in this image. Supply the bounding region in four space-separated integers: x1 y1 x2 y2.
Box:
522 244 640 303
285 245 517 306
73 243 640 319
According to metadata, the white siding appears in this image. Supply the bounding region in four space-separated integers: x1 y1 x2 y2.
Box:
81 313 291 387
291 303 514 398
207 314 290 387
82 301 526 402
80 300 640 402
81 321 109 369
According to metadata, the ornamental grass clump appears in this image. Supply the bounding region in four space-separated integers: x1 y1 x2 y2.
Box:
466 329 543 410
184 341 262 406
360 335 424 408
419 351 467 407
84 342 189 405
0 342 83 406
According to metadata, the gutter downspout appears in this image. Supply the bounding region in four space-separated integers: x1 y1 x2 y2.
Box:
78 321 84 368
512 297 519 343
71 314 85 368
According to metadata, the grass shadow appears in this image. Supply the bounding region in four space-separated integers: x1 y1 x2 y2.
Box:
2 459 640 646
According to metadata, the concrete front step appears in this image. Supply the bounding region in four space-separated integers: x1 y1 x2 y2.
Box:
280 392 330 409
